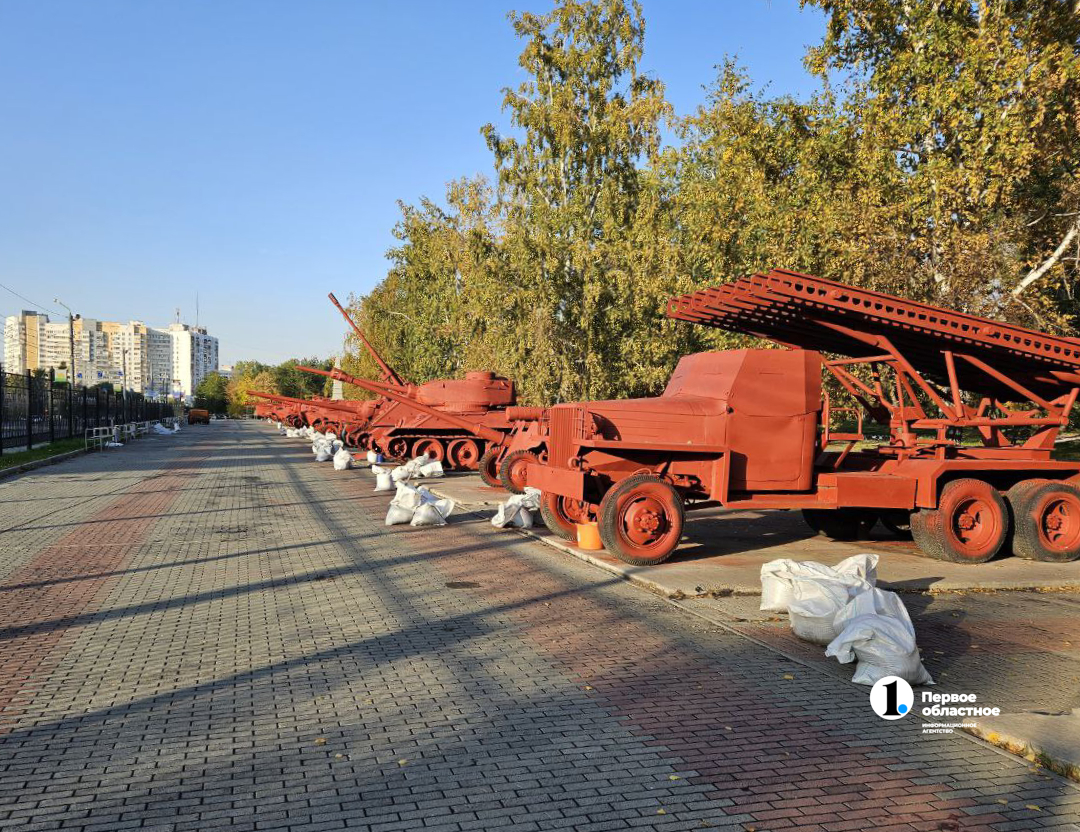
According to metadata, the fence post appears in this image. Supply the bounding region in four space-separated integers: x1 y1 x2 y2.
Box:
0 370 5 454
48 370 55 445
25 370 33 451
68 382 74 440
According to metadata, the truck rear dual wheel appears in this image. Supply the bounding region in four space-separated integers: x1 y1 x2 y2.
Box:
911 478 1009 564
1006 479 1080 563
598 475 685 566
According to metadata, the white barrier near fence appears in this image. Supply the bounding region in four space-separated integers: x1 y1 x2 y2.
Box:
85 417 179 451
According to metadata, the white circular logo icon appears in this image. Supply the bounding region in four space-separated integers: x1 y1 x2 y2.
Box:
869 676 914 720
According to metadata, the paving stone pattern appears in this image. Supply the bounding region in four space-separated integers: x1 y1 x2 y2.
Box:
0 421 1077 831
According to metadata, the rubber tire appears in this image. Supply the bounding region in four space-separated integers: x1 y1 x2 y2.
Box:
1004 479 1051 559
478 448 501 488
1010 480 1080 563
802 508 875 541
910 478 1009 564
540 491 588 541
499 449 539 495
598 475 685 566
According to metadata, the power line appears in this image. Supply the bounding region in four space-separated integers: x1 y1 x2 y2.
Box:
0 281 60 317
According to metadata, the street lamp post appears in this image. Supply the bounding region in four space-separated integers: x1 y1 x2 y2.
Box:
53 298 76 384
54 298 76 439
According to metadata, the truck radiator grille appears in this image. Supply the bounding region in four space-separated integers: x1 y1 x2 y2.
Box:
548 406 581 469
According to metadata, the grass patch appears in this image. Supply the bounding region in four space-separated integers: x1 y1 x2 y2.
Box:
0 438 87 471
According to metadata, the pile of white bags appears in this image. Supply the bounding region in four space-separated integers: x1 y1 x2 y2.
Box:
759 554 933 686
332 447 353 470
760 554 878 613
389 454 445 482
313 437 343 462
152 423 175 436
492 487 542 529
826 587 935 686
384 483 455 527
286 428 299 438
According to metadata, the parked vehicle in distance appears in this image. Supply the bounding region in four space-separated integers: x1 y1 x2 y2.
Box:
188 408 211 425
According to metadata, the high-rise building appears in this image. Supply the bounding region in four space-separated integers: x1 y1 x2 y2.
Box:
2 311 218 401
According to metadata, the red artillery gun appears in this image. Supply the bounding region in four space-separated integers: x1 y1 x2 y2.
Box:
296 364 526 474
248 392 378 441
526 268 1080 566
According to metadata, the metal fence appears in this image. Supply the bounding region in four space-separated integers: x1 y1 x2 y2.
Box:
0 369 176 452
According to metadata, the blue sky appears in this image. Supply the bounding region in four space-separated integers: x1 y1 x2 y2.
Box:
0 1 827 366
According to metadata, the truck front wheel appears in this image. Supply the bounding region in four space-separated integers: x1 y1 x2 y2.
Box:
540 492 590 541
598 475 685 566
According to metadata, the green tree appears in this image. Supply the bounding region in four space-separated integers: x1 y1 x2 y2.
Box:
194 372 229 414
803 0 1080 325
482 0 671 402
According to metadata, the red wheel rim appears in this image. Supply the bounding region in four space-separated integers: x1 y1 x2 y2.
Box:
949 496 999 558
413 439 445 462
387 438 409 459
1037 493 1080 552
508 456 532 491
559 497 590 525
448 440 479 468
615 484 679 555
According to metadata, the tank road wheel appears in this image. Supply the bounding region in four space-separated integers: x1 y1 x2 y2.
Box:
1009 480 1080 563
412 438 445 463
802 509 875 541
911 478 1009 564
540 492 591 541
447 439 481 470
499 450 539 495
598 475 685 566
387 437 410 460
879 510 913 539
478 448 502 488
355 432 372 452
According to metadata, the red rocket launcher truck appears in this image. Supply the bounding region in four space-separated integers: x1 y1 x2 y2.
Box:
526 269 1080 566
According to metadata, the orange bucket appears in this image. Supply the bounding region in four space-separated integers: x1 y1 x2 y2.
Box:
576 521 603 550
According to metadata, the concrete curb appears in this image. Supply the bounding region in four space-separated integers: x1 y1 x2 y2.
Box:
0 447 90 481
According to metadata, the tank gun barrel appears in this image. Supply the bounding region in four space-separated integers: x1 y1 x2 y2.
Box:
328 292 406 386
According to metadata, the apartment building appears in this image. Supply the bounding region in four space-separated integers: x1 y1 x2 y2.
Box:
3 311 218 401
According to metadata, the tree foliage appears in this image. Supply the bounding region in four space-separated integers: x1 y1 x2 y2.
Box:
334 0 1080 405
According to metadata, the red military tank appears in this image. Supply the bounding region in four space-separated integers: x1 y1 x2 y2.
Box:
527 269 1080 566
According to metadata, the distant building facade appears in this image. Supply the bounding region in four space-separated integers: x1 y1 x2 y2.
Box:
2 311 219 402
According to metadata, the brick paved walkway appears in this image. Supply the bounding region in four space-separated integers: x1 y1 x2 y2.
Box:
0 421 1078 831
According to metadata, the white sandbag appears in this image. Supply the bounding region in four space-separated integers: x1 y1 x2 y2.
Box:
491 487 542 529
277 425 286 435
315 448 332 462
385 504 414 525
410 498 455 526
826 587 934 686
375 471 394 491
389 453 432 483
392 483 426 510
285 428 299 438
788 577 870 645
333 448 353 470
827 616 934 686
417 460 444 478
325 432 337 441
759 553 879 613
331 439 343 454
366 450 379 464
